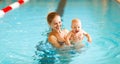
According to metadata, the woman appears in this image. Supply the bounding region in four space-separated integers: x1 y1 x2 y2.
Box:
47 12 69 48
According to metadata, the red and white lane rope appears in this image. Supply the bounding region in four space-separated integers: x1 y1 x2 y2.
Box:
0 0 29 18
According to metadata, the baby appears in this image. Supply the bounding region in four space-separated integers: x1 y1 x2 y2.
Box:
65 18 92 47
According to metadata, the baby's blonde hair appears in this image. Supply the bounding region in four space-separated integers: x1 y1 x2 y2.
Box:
72 18 81 25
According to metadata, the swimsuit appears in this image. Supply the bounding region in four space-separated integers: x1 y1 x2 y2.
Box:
58 41 64 46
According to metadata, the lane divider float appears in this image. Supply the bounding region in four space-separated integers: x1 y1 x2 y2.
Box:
0 0 29 18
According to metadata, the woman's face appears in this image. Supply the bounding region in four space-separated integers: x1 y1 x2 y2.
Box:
50 15 62 31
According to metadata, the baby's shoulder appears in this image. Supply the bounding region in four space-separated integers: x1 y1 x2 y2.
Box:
81 29 87 34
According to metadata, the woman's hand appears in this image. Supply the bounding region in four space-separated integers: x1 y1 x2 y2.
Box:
57 31 66 42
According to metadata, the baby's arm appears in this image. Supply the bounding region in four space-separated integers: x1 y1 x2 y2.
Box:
65 31 72 46
83 30 92 43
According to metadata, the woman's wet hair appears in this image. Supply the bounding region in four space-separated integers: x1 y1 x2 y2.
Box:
47 12 60 25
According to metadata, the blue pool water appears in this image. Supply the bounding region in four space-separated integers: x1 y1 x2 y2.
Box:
0 0 120 64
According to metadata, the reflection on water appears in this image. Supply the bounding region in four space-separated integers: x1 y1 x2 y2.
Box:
35 39 87 64
35 41 57 64
34 30 87 64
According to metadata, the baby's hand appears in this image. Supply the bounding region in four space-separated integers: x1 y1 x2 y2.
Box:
88 38 92 43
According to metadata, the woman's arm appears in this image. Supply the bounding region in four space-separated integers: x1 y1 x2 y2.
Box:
62 29 71 46
65 32 72 46
48 35 62 48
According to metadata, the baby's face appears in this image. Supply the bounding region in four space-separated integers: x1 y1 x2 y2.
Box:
72 20 81 33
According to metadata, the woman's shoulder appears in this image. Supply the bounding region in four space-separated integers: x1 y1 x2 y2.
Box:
48 32 55 36
48 32 57 41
